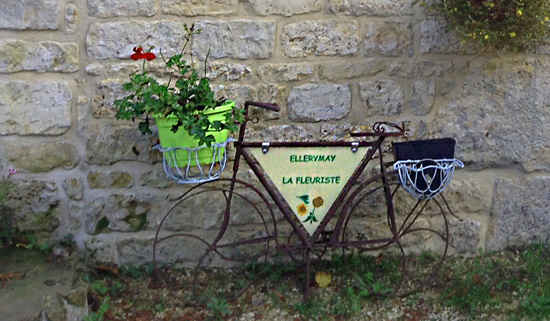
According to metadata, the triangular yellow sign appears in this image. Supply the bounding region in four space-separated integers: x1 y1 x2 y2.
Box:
249 146 370 235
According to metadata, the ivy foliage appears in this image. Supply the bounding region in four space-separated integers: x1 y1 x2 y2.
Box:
427 0 550 51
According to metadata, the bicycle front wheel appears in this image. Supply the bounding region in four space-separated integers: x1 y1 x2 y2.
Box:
338 172 452 296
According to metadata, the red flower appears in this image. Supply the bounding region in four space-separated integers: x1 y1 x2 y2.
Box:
131 47 143 60
130 46 155 61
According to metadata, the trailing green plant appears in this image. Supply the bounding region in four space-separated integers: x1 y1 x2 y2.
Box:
114 23 244 147
426 0 550 51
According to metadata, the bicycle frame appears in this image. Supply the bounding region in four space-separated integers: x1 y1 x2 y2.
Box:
228 101 404 247
151 101 454 299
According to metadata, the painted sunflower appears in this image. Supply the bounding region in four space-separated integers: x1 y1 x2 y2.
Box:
297 203 308 216
313 196 324 208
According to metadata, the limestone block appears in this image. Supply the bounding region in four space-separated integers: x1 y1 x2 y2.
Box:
443 172 493 216
328 0 414 16
281 21 359 57
433 58 550 171
0 0 59 30
408 79 435 116
213 83 282 121
487 177 550 251
82 199 105 235
363 21 412 57
116 232 223 265
288 83 351 122
0 40 79 73
213 84 255 109
0 80 72 135
116 237 154 264
88 171 134 189
85 122 158 165
206 62 252 81
3 180 60 233
257 63 314 82
257 83 288 112
320 122 353 141
246 0 321 16
92 78 126 118
161 191 228 231
160 0 236 16
319 59 386 80
388 59 466 79
64 3 78 33
359 79 404 116
533 57 550 172
4 141 79 173
449 218 482 254
193 21 276 60
418 18 472 54
86 21 189 60
139 165 176 189
85 193 153 234
63 177 84 201
85 62 146 77
40 283 89 321
244 124 318 142
88 0 156 17
83 236 118 263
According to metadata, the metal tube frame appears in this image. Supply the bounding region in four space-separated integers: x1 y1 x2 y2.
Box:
151 101 456 299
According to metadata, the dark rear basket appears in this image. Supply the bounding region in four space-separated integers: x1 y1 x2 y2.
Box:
393 138 456 161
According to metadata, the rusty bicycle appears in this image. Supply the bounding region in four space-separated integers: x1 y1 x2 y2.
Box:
150 101 464 298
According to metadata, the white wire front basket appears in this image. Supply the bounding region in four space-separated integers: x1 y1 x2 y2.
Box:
393 158 464 200
153 138 234 184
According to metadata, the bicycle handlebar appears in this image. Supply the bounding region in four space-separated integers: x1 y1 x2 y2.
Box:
350 122 406 137
244 101 280 112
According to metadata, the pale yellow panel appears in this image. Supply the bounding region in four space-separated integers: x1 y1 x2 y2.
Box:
249 146 370 235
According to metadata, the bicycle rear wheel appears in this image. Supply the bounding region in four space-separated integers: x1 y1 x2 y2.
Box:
150 179 278 293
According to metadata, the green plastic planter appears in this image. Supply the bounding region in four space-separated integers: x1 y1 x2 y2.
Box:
154 100 235 167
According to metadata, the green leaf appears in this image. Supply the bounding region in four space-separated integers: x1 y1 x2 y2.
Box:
297 194 310 204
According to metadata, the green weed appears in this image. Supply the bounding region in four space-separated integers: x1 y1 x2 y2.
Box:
84 296 110 321
443 256 498 315
293 295 329 321
120 263 154 279
330 285 362 317
90 280 109 296
512 244 550 321
206 296 231 321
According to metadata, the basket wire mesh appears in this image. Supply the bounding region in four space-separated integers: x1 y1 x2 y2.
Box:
393 158 464 200
153 138 234 184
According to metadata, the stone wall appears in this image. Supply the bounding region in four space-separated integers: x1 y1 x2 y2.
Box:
0 0 549 265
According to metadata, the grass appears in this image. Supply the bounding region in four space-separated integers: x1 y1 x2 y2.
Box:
78 244 550 321
442 244 550 321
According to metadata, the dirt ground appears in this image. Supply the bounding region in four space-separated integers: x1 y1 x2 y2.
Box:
2 245 549 321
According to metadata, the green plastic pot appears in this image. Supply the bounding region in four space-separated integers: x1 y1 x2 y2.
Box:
154 100 235 167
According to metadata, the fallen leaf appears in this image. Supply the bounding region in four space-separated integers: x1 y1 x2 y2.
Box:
94 264 120 276
315 271 332 288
